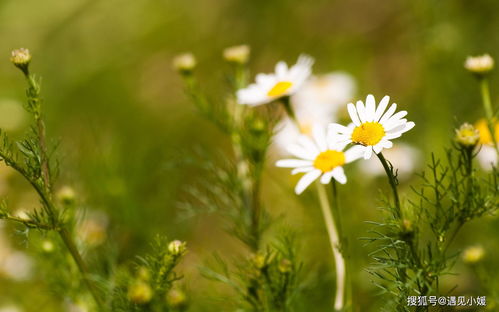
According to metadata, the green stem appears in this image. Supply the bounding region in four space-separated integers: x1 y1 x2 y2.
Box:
23 71 104 309
316 182 346 311
479 78 499 154
280 96 298 125
376 152 402 219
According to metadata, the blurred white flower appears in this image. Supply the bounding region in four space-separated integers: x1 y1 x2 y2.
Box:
77 210 109 247
237 55 314 106
329 95 415 159
223 44 250 64
464 54 494 74
476 145 497 170
273 72 356 154
276 125 364 194
0 305 23 312
474 118 499 171
357 143 421 181
1 251 33 281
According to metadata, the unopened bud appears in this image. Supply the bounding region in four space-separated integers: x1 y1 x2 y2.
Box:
10 48 31 73
168 240 186 256
465 54 494 75
127 281 153 304
166 288 187 309
41 240 55 253
223 45 250 64
57 186 76 205
137 266 151 281
173 53 196 74
252 253 266 269
455 123 480 147
462 246 485 264
278 258 292 273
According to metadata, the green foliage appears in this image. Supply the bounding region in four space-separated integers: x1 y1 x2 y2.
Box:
110 236 187 312
365 144 498 311
201 234 303 312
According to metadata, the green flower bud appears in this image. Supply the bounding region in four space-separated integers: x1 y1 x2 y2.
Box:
10 48 31 73
223 45 250 64
278 258 292 273
127 281 153 304
166 288 187 309
168 240 186 256
173 53 196 75
455 123 480 147
465 54 494 75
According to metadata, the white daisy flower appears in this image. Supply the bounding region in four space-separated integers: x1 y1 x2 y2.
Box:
329 94 415 159
237 55 314 106
475 118 499 171
272 72 356 154
276 126 364 194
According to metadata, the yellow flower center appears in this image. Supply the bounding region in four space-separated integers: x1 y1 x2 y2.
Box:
351 122 385 146
267 81 293 97
475 119 499 145
313 150 345 173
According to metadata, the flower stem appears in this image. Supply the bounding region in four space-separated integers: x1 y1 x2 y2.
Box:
24 71 104 309
316 182 346 311
479 77 499 154
376 152 402 219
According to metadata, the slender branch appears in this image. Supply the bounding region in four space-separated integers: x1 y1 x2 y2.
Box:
316 182 346 311
1 215 54 230
376 152 402 219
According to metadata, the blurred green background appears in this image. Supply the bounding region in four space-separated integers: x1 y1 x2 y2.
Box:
0 0 498 311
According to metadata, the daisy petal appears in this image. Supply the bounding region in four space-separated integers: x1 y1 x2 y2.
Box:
276 159 313 168
312 126 328 151
364 147 373 159
383 111 408 126
320 171 334 184
297 135 319 154
295 170 321 194
344 145 365 162
379 103 397 124
365 94 376 121
356 100 367 123
373 143 384 154
287 144 316 160
374 95 390 121
292 166 315 175
331 167 347 184
347 103 361 126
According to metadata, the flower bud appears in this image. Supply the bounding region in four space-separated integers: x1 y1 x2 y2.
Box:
462 246 485 264
455 123 480 147
168 240 186 256
10 48 31 73
137 266 151 281
278 258 292 273
251 253 266 269
166 288 187 309
465 54 494 75
57 186 76 205
173 53 196 74
127 281 153 304
223 45 250 64
41 240 55 253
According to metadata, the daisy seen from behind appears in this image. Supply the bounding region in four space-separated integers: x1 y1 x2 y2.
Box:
276 126 364 194
237 55 314 106
329 94 415 159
